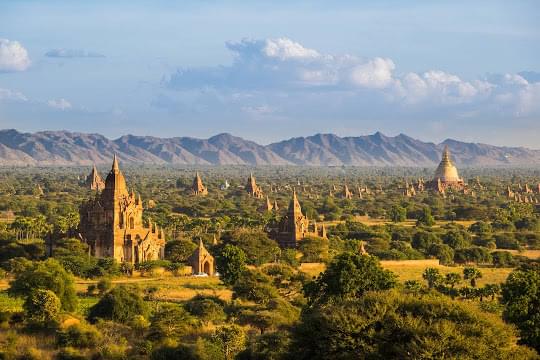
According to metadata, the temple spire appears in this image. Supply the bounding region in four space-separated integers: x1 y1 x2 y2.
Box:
112 154 119 172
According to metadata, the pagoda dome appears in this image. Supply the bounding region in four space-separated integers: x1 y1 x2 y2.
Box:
433 146 461 182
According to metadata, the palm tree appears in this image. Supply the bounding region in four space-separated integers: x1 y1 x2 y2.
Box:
463 267 483 287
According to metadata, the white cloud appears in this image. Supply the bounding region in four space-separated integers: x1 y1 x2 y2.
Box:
262 38 320 60
0 39 31 72
350 58 395 89
47 98 72 110
164 37 540 121
0 87 28 102
45 49 105 58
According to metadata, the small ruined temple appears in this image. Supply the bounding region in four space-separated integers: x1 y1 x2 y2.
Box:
188 239 215 275
246 172 264 198
78 155 165 264
270 190 326 248
430 146 465 192
85 165 105 191
192 172 208 196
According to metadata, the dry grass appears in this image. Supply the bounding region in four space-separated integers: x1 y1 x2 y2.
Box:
503 249 540 260
326 217 477 228
300 260 513 286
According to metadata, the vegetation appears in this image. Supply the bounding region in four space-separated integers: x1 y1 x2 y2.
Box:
0 166 539 358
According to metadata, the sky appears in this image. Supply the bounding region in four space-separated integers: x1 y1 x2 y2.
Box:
0 0 539 147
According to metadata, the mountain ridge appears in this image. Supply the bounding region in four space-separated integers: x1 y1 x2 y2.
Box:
0 129 539 167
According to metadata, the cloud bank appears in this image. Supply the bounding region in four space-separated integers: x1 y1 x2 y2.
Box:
45 49 105 58
0 39 30 72
47 98 72 110
164 38 540 121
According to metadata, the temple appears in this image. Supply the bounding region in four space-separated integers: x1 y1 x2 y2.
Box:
85 165 105 191
188 239 215 276
192 172 208 196
246 172 264 198
78 155 165 264
270 190 326 248
430 146 465 192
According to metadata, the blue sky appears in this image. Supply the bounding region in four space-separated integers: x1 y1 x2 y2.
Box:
0 0 539 147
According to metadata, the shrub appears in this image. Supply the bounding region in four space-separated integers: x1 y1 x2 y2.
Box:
88 285 148 323
23 289 61 328
56 323 102 348
8 258 78 311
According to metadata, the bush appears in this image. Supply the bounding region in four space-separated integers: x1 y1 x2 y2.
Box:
97 277 112 295
56 323 102 348
8 258 78 311
56 347 87 360
88 285 148 323
184 295 226 325
23 289 61 328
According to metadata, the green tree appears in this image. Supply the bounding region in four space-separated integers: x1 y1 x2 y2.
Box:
184 294 226 325
289 290 534 359
422 267 443 289
389 205 407 223
445 272 461 288
8 258 77 311
23 289 61 328
148 304 196 340
501 266 540 351
216 244 247 286
232 270 279 305
463 267 483 287
88 285 148 323
211 324 246 360
416 207 435 227
222 229 280 266
165 239 197 263
303 252 396 305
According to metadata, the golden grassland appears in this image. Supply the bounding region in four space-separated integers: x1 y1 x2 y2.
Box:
300 260 513 286
323 217 477 229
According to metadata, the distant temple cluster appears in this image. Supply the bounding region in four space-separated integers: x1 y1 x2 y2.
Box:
78 156 165 264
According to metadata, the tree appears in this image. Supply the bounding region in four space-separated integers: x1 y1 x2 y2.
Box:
184 294 226 325
23 289 61 328
88 285 148 323
148 304 196 340
416 207 435 227
404 280 423 296
444 272 461 288
211 324 246 360
492 251 515 267
289 290 535 360
164 239 197 263
298 236 329 262
422 267 443 289
232 270 279 305
427 243 454 265
8 258 77 311
389 205 406 223
303 252 396 305
222 229 280 266
463 267 482 287
501 266 540 351
216 244 247 286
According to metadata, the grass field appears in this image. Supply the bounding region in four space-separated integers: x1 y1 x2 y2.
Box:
324 217 477 229
300 260 513 287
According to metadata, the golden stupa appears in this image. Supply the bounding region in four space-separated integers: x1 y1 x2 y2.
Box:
431 146 465 191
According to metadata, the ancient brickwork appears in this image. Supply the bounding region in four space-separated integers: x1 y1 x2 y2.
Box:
78 156 165 264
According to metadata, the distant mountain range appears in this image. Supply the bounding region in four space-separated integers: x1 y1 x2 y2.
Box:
0 129 539 167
